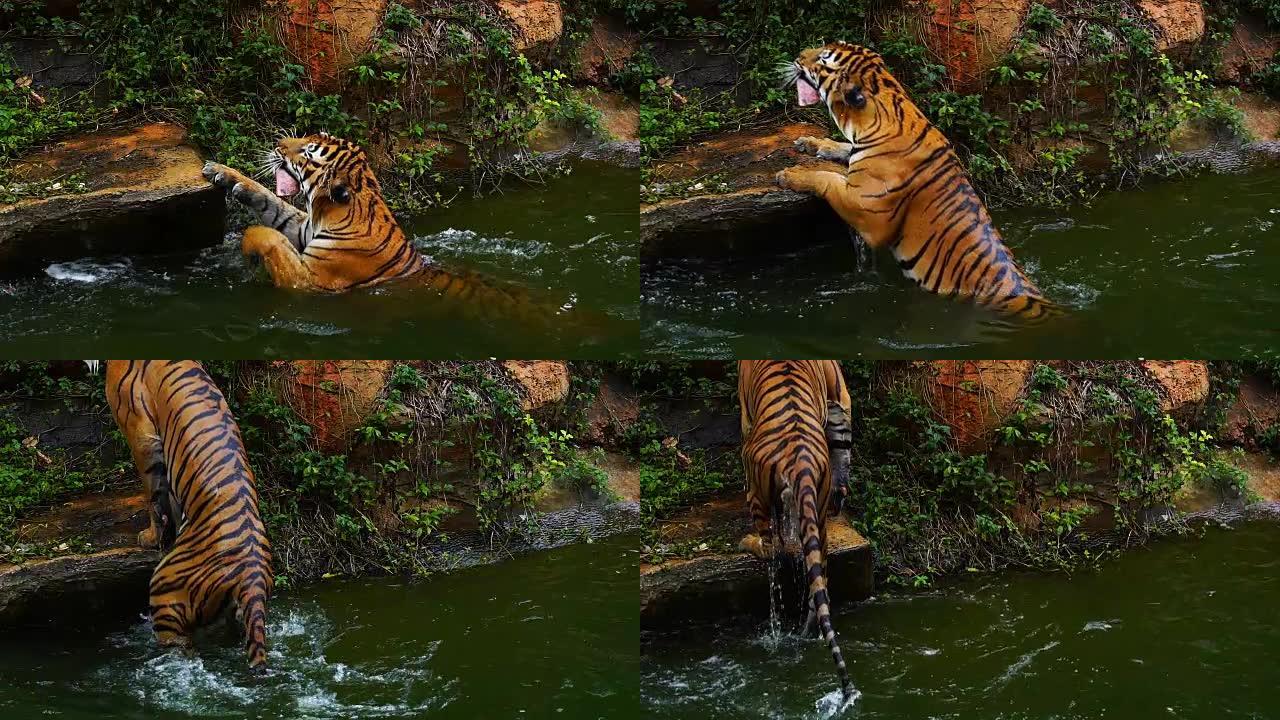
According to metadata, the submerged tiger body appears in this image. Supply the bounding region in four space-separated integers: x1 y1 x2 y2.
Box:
106 360 273 669
777 42 1059 322
738 360 854 700
202 133 553 325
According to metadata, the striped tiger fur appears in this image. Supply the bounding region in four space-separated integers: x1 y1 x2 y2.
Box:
105 360 273 669
201 134 557 327
776 41 1060 323
738 360 854 700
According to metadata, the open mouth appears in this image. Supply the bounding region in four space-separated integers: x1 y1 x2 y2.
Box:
275 164 300 197
796 70 821 107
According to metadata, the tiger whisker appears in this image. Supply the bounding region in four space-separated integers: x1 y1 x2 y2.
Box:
777 60 800 89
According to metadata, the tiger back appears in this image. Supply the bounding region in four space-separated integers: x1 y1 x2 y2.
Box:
777 42 1060 323
737 359 854 700
105 360 273 669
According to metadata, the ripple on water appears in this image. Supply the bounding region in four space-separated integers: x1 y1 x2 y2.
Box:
415 228 547 262
93 605 454 719
258 317 351 337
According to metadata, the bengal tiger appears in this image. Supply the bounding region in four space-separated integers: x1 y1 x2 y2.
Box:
201 133 554 324
105 360 273 670
738 360 854 700
777 42 1059 322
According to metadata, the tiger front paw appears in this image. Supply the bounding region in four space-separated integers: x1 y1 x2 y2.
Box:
202 161 243 191
794 136 823 156
774 167 805 191
738 533 772 560
138 527 159 549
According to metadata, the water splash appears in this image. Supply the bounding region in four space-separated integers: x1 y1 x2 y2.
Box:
763 559 785 649
45 258 133 283
813 686 860 718
92 604 454 719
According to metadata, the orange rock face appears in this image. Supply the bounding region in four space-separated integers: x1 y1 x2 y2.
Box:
917 0 1030 91
280 0 388 92
281 360 393 451
922 360 1034 452
1137 0 1205 56
501 360 571 411
578 15 636 84
1141 360 1209 418
495 0 564 55
1219 15 1280 83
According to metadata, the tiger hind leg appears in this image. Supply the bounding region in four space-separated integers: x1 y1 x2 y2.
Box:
149 598 195 653
826 400 853 513
780 482 802 556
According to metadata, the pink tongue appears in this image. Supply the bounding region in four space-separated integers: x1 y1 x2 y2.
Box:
275 168 299 197
797 80 821 106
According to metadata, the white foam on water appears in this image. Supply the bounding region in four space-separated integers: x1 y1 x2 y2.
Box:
813 686 860 718
1083 619 1119 633
45 258 133 283
414 228 548 263
94 605 452 719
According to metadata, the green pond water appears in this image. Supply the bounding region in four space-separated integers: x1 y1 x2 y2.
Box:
642 514 1280 719
0 534 639 719
0 163 638 358
642 166 1280 358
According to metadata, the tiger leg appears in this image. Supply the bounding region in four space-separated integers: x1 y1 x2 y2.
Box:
203 162 308 248
794 136 854 163
774 166 890 248
126 430 168 550
242 225 316 290
825 401 852 510
739 467 775 559
149 585 195 652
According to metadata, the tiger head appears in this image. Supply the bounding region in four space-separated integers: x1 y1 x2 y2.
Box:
784 41 915 143
268 132 384 219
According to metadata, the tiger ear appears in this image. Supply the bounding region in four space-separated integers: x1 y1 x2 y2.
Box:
844 86 867 109
329 182 351 204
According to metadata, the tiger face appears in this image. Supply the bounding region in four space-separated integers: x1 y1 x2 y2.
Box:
786 41 912 143
267 132 381 225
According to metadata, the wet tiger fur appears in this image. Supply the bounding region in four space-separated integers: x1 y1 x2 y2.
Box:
777 42 1059 322
738 360 854 700
106 360 273 669
201 133 554 324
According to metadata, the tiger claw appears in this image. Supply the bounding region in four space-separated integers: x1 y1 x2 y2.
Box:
202 161 223 184
203 161 240 190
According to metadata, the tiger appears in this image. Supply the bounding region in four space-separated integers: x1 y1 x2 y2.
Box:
201 133 555 325
105 360 273 670
737 360 855 701
776 41 1060 322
